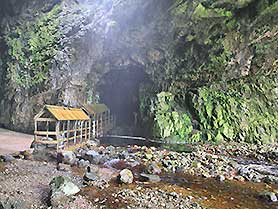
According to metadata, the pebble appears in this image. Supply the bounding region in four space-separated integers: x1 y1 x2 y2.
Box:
216 175 225 182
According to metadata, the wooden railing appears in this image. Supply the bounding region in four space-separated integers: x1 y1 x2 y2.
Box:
92 112 116 138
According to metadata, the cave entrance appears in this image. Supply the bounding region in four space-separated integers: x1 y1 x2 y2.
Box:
97 65 150 136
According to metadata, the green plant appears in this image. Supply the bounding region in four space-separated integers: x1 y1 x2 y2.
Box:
152 92 196 143
5 5 62 89
192 75 278 144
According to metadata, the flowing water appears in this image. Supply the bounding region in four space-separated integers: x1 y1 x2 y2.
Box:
82 136 278 208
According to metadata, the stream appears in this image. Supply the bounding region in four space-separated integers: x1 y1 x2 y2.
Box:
73 136 278 208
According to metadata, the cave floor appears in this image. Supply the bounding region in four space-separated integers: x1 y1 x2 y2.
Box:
0 128 33 155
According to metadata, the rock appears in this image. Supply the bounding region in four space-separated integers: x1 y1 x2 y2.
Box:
140 173 161 183
84 150 101 164
234 175 245 182
147 162 162 174
145 153 153 160
259 191 277 202
216 175 225 182
84 171 99 182
57 163 71 172
61 151 77 165
49 176 80 207
118 150 129 159
87 140 99 147
77 159 90 168
119 169 133 184
202 172 211 178
264 176 278 184
83 166 99 182
20 149 33 160
1 154 15 162
0 198 27 209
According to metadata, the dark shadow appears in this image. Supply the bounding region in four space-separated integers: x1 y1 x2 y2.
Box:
97 65 150 136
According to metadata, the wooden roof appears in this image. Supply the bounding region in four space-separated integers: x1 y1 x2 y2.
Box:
44 105 90 121
83 104 109 114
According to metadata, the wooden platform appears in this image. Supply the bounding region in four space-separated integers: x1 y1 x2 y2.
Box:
0 128 33 155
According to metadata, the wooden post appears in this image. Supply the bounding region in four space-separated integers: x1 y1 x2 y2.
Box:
34 120 37 142
96 114 99 138
74 121 77 145
100 113 103 137
108 110 111 130
84 121 87 141
103 111 106 134
92 115 96 138
67 120 70 146
80 121 83 143
56 121 60 151
88 119 91 140
46 121 49 140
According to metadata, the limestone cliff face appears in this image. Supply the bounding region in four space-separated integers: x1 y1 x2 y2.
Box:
0 0 277 144
0 0 171 132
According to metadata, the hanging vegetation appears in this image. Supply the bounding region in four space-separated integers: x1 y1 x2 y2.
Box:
5 5 62 89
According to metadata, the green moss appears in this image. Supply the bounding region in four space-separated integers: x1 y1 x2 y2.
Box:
192 75 278 144
5 5 62 89
153 92 196 143
259 1 278 16
193 3 233 20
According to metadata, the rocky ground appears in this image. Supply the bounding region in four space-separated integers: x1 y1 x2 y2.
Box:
0 141 277 209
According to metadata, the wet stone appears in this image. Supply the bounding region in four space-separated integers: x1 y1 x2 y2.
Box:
119 169 133 184
84 150 101 164
140 173 161 183
1 155 15 163
216 175 225 182
259 191 278 202
61 151 77 165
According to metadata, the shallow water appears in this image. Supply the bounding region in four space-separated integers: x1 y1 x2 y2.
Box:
160 172 278 209
75 163 278 209
87 137 278 208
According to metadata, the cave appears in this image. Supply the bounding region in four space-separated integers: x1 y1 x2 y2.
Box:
97 65 150 136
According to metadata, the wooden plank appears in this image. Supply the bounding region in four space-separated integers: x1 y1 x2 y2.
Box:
35 140 58 145
36 118 56 122
34 109 45 120
34 131 57 135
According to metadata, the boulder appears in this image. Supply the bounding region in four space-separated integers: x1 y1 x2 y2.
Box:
84 150 102 164
20 149 33 160
77 159 90 168
259 191 277 202
0 198 26 209
1 154 15 162
61 151 77 165
49 176 80 207
140 173 161 183
119 169 133 184
147 162 162 174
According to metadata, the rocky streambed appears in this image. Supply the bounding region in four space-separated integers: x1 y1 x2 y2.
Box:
0 141 277 209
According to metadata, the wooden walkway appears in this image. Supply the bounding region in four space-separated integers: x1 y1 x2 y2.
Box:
0 128 33 155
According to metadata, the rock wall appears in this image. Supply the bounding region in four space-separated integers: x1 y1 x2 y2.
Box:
0 0 277 144
0 0 171 132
